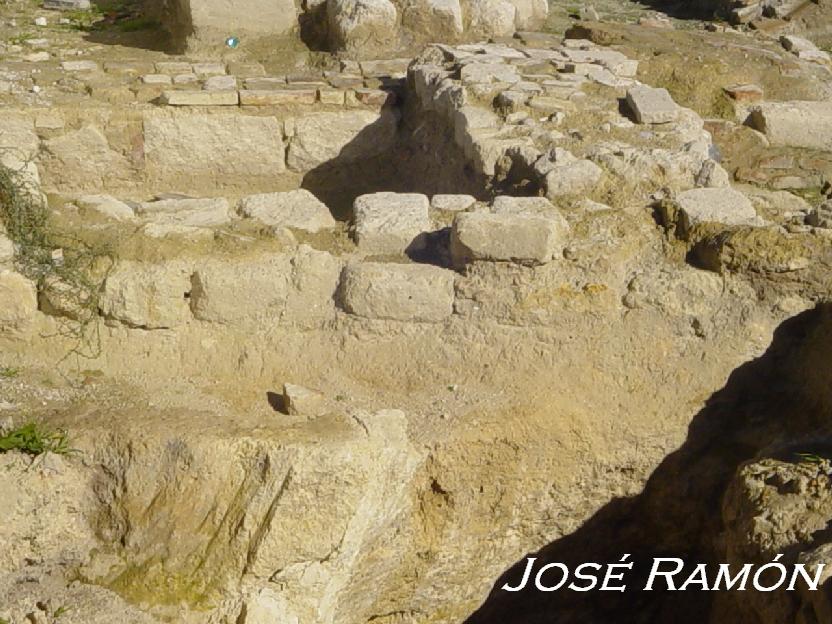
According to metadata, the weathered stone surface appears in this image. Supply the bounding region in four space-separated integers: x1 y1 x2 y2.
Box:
508 0 548 30
807 201 832 229
0 234 14 264
491 195 560 215
190 247 341 326
464 0 517 37
625 85 679 124
203 75 237 91
43 0 91 9
160 90 239 106
668 188 760 235
42 126 133 191
453 106 500 148
283 383 327 417
402 0 464 40
142 74 172 85
459 61 520 85
60 60 98 72
286 109 398 172
328 0 398 55
183 0 297 40
137 197 231 227
143 113 286 180
239 89 317 106
431 194 476 211
338 262 455 321
0 116 41 194
77 195 135 221
0 270 37 329
238 190 336 232
748 102 832 151
723 83 763 103
353 192 431 254
100 261 193 329
451 210 569 265
544 159 603 198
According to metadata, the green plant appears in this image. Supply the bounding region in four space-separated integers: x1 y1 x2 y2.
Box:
795 452 827 464
0 422 75 456
0 365 19 379
0 159 114 359
54 605 72 618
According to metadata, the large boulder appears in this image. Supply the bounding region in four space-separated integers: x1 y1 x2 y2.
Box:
401 0 464 39
463 0 517 38
327 0 398 56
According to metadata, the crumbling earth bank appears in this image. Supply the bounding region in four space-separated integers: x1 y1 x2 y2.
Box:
1 3 832 624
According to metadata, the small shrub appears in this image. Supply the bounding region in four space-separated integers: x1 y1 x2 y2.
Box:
0 366 19 379
0 158 114 359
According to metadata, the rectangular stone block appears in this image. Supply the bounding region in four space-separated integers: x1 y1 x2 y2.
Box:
625 85 679 124
160 90 239 106
239 89 317 106
451 211 569 265
353 192 430 255
338 262 455 322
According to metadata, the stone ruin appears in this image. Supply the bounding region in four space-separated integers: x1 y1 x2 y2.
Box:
2 1 832 623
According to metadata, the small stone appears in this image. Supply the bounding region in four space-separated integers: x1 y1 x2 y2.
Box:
61 60 99 72
34 17 48 26
24 52 50 62
318 88 345 105
239 89 316 105
238 190 336 233
192 62 226 76
283 383 326 417
42 0 91 9
353 192 431 255
203 75 237 91
625 85 679 124
172 73 198 84
724 83 763 103
431 194 476 212
0 234 14 263
136 197 231 227
544 159 603 199
76 194 135 221
155 61 192 74
160 90 239 106
665 188 761 236
806 201 832 229
142 73 172 85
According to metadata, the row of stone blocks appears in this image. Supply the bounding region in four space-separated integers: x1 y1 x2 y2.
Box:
0 191 573 332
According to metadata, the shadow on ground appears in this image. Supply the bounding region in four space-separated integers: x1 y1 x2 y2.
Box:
465 303 832 624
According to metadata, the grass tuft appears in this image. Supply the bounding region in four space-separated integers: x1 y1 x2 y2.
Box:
0 422 75 456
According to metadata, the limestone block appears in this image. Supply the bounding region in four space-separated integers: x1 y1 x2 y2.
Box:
748 101 832 151
286 109 398 172
100 261 193 329
543 159 603 198
451 210 569 265
665 188 761 237
160 90 239 106
353 192 431 254
402 0 464 39
238 190 336 233
338 262 455 322
431 194 476 211
137 197 232 227
143 113 286 180
77 194 136 221
328 0 398 55
0 270 37 330
625 85 679 124
463 0 517 37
